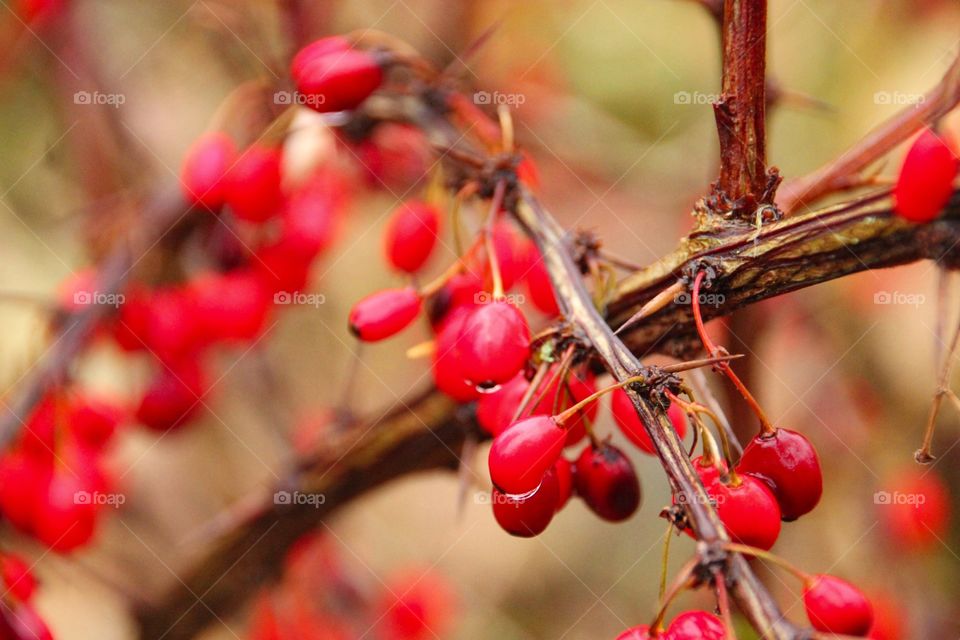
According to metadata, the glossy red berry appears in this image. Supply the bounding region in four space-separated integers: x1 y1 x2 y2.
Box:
0 451 50 531
708 473 781 550
488 415 566 494
70 394 124 449
737 428 822 521
574 443 641 522
492 467 559 537
384 200 441 273
290 36 351 81
533 370 596 447
803 574 873 636
135 360 206 432
894 127 958 223
614 626 651 640
553 457 574 511
666 611 725 639
33 464 104 552
225 144 284 223
349 287 422 342
0 601 53 640
612 390 687 454
878 467 950 551
524 247 559 316
475 373 528 436
426 272 483 327
191 270 272 343
431 309 480 402
458 300 530 388
294 45 383 113
1 554 37 601
180 131 236 212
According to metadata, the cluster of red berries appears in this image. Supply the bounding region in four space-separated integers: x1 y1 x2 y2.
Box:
248 533 456 640
0 391 122 553
894 126 958 223
0 552 51 639
616 610 724 639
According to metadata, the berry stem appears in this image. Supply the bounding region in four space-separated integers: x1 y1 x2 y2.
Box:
510 359 551 424
485 180 508 300
715 570 736 640
553 374 647 426
722 543 810 582
650 557 698 633
691 271 775 436
658 520 673 601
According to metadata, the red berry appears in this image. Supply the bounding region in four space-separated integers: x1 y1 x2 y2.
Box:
294 46 383 113
426 272 483 327
190 270 272 343
894 127 958 223
708 474 781 550
282 168 344 258
114 287 198 361
254 238 314 294
377 569 456 640
290 36 351 81
736 428 822 521
225 145 284 223
878 467 950 552
533 370 596 447
0 451 50 531
33 465 102 552
475 373 529 436
348 287 422 342
574 443 641 522
552 457 574 511
803 574 873 636
458 300 530 388
1 554 37 601
135 360 207 432
15 0 63 24
488 415 566 494
666 611 725 639
432 309 480 402
612 390 687 454
0 601 53 640
492 467 559 537
180 131 236 212
473 220 526 292
615 626 651 640
70 394 124 449
384 200 441 273
524 247 559 316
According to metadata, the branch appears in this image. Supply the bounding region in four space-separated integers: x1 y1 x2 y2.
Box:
777 49 960 214
711 0 774 217
0 186 186 449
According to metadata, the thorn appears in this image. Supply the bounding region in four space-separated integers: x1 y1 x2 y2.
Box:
614 281 685 335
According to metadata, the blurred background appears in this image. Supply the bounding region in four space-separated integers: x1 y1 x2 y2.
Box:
1 0 960 638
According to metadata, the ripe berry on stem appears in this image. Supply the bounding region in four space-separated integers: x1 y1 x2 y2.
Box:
224 144 284 223
180 131 236 212
457 299 530 388
894 126 958 223
612 389 687 454
665 610 725 639
491 467 559 537
383 200 441 273
803 574 873 636
293 43 384 113
736 427 823 521
573 443 641 522
348 287 422 342
488 415 566 494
